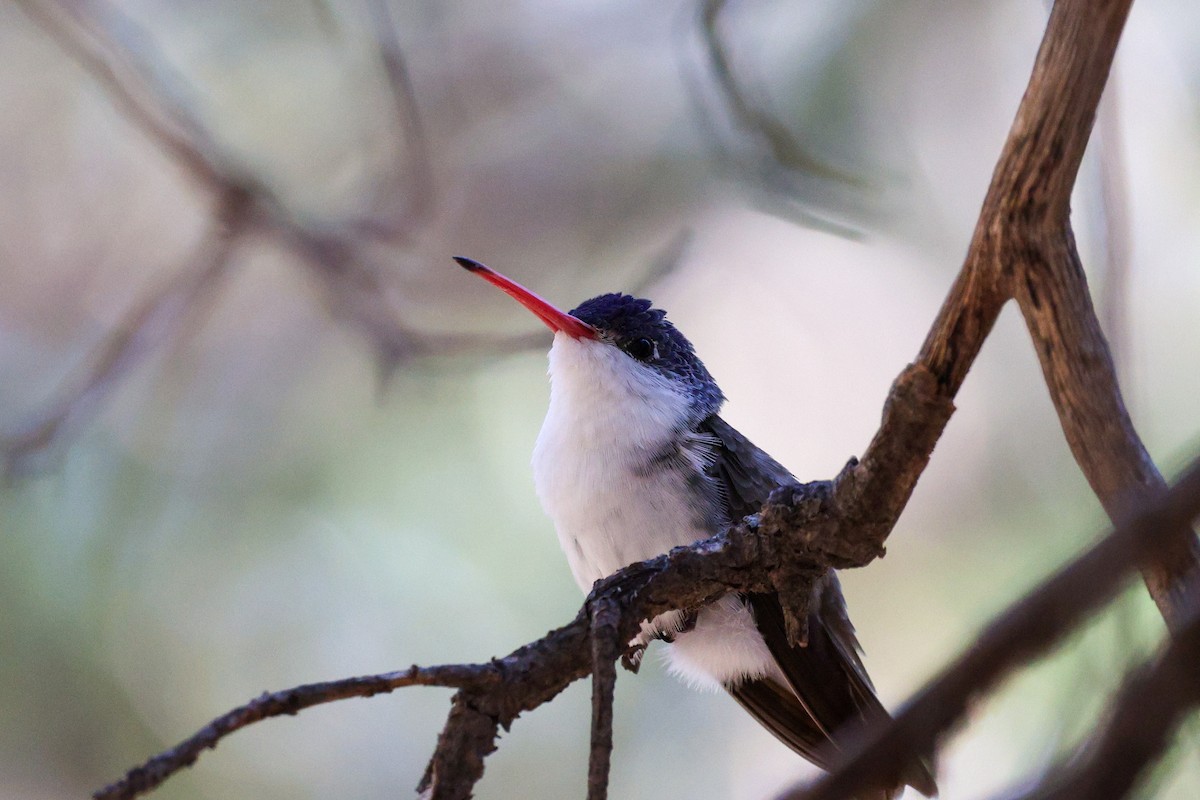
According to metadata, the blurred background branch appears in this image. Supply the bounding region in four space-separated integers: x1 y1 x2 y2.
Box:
4 0 560 474
699 0 862 186
2 188 246 475
687 0 873 238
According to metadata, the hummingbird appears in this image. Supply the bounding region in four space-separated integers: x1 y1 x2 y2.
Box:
455 257 936 798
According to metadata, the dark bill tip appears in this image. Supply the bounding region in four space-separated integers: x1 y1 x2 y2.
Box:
453 256 597 340
453 256 485 272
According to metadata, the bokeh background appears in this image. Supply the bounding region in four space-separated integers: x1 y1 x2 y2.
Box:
2 1 1200 799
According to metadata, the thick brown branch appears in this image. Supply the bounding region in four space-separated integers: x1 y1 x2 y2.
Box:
418 696 502 800
913 0 1200 626
919 0 1132 391
777 456 1200 800
1013 234 1200 627
829 364 955 558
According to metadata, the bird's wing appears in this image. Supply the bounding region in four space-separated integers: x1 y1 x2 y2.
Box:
727 676 837 768
696 414 881 703
698 415 937 797
695 414 794 522
744 584 888 739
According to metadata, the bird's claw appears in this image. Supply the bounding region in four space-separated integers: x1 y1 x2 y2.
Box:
621 642 645 673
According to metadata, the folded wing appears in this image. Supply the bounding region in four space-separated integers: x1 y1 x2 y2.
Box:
698 415 937 798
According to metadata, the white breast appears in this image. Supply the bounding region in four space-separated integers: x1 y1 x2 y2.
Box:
531 334 782 689
532 336 709 586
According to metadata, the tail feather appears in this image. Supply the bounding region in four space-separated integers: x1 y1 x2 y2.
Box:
736 589 938 798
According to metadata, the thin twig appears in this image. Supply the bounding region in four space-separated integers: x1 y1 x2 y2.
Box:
588 597 621 800
93 663 500 800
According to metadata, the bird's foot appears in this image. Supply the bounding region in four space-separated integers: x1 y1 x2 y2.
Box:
621 642 645 673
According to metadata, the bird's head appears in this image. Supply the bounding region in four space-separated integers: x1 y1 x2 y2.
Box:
455 257 723 423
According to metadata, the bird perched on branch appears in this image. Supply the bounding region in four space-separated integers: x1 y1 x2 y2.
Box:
456 256 936 799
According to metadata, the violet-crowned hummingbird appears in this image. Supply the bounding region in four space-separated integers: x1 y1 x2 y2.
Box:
456 257 936 798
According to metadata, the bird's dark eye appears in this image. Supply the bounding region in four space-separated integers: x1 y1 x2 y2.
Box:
623 337 655 362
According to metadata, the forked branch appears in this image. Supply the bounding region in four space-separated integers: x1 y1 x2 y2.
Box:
94 447 1200 800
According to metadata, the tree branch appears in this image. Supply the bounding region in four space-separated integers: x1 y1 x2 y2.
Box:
587 597 621 800
93 663 502 800
93 447 1200 800
78 0 1200 797
914 0 1199 628
17 0 260 200
698 0 860 185
6 0 547 468
417 695 501 800
1000 581 1200 800
778 456 1200 800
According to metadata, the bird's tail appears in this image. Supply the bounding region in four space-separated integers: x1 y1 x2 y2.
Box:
900 754 939 798
859 754 938 800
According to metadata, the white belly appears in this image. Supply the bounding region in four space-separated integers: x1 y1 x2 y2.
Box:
532 334 781 688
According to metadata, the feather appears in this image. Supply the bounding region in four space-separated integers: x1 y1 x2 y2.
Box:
699 415 938 798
